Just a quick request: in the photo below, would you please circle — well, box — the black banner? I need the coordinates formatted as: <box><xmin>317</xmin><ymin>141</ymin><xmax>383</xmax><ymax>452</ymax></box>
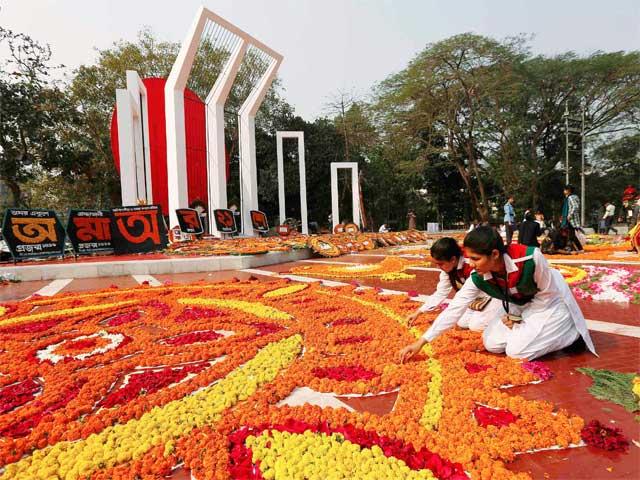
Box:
<box><xmin>109</xmin><ymin>205</ymin><xmax>168</xmax><ymax>254</ymax></box>
<box><xmin>1</xmin><ymin>209</ymin><xmax>66</xmax><ymax>260</ymax></box>
<box><xmin>176</xmin><ymin>208</ymin><xmax>204</xmax><ymax>234</ymax></box>
<box><xmin>66</xmin><ymin>210</ymin><xmax>113</xmax><ymax>255</ymax></box>
<box><xmin>213</xmin><ymin>209</ymin><xmax>237</xmax><ymax>234</ymax></box>
<box><xmin>250</xmin><ymin>210</ymin><xmax>269</xmax><ymax>233</ymax></box>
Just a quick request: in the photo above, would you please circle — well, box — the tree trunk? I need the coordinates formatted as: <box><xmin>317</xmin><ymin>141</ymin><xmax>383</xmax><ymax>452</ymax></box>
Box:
<box><xmin>465</xmin><ymin>139</ymin><xmax>489</xmax><ymax>222</ymax></box>
<box><xmin>5</xmin><ymin>178</ymin><xmax>23</xmax><ymax>207</ymax></box>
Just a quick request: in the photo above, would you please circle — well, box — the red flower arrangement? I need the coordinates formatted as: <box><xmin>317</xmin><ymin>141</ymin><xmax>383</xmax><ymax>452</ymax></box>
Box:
<box><xmin>142</xmin><ymin>300</ymin><xmax>171</xmax><ymax>316</ymax></box>
<box><xmin>98</xmin><ymin>363</ymin><xmax>209</xmax><ymax>409</ymax></box>
<box><xmin>175</xmin><ymin>306</ymin><xmax>226</xmax><ymax>323</ymax></box>
<box><xmin>60</xmin><ymin>337</ymin><xmax>99</xmax><ymax>352</ymax></box>
<box><xmin>0</xmin><ymin>379</ymin><xmax>41</xmax><ymax>414</ymax></box>
<box><xmin>473</xmin><ymin>404</ymin><xmax>519</xmax><ymax>428</ymax></box>
<box><xmin>1</xmin><ymin>380</ymin><xmax>86</xmax><ymax>438</ymax></box>
<box><xmin>249</xmin><ymin>322</ymin><xmax>284</xmax><ymax>336</ymax></box>
<box><xmin>580</xmin><ymin>420</ymin><xmax>629</xmax><ymax>452</ymax></box>
<box><xmin>465</xmin><ymin>363</ymin><xmax>493</xmax><ymax>374</ymax></box>
<box><xmin>0</xmin><ymin>318</ymin><xmax>58</xmax><ymax>334</ymax></box>
<box><xmin>106</xmin><ymin>311</ymin><xmax>141</xmax><ymax>327</ymax></box>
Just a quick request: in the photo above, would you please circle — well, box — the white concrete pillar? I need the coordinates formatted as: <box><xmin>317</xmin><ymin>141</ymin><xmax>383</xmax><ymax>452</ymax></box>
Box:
<box><xmin>205</xmin><ymin>40</ymin><xmax>248</xmax><ymax>235</ymax></box>
<box><xmin>116</xmin><ymin>89</ymin><xmax>137</xmax><ymax>205</ymax></box>
<box><xmin>276</xmin><ymin>131</ymin><xmax>308</xmax><ymax>235</ymax></box>
<box><xmin>238</xmin><ymin>57</ymin><xmax>282</xmax><ymax>236</ymax></box>
<box><xmin>165</xmin><ymin>7</ymin><xmax>208</xmax><ymax>227</ymax></box>
<box><xmin>330</xmin><ymin>162</ymin><xmax>360</xmax><ymax>230</ymax></box>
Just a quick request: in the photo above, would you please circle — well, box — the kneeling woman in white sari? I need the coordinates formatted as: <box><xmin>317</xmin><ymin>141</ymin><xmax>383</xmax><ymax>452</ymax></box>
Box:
<box><xmin>406</xmin><ymin>237</ymin><xmax>502</xmax><ymax>331</ymax></box>
<box><xmin>400</xmin><ymin>226</ymin><xmax>596</xmax><ymax>362</ymax></box>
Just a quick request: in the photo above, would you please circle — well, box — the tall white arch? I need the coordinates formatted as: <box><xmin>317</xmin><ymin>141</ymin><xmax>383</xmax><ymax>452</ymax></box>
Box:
<box><xmin>330</xmin><ymin>162</ymin><xmax>360</xmax><ymax>230</ymax></box>
<box><xmin>165</xmin><ymin>6</ymin><xmax>283</xmax><ymax>233</ymax></box>
<box><xmin>116</xmin><ymin>70</ymin><xmax>152</xmax><ymax>205</ymax></box>
<box><xmin>276</xmin><ymin>131</ymin><xmax>308</xmax><ymax>235</ymax></box>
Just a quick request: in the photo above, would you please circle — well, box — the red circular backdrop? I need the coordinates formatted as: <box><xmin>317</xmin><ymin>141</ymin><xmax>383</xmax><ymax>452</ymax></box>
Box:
<box><xmin>111</xmin><ymin>78</ymin><xmax>227</xmax><ymax>215</ymax></box>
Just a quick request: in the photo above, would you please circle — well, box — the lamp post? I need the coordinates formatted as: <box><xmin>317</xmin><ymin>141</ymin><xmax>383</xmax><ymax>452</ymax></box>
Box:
<box><xmin>580</xmin><ymin>105</ymin><xmax>586</xmax><ymax>227</ymax></box>
<box><xmin>564</xmin><ymin>101</ymin><xmax>570</xmax><ymax>185</ymax></box>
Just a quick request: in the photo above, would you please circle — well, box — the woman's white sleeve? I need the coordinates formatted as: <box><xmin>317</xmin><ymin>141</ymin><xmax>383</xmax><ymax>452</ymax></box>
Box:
<box><xmin>533</xmin><ymin>248</ymin><xmax>553</xmax><ymax>292</ymax></box>
<box><xmin>418</xmin><ymin>271</ymin><xmax>453</xmax><ymax>312</ymax></box>
<box><xmin>421</xmin><ymin>278</ymin><xmax>480</xmax><ymax>341</ymax></box>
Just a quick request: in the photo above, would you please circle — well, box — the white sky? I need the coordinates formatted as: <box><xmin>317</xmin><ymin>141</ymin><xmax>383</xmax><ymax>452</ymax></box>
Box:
<box><xmin>2</xmin><ymin>0</ymin><xmax>639</xmax><ymax>119</ymax></box>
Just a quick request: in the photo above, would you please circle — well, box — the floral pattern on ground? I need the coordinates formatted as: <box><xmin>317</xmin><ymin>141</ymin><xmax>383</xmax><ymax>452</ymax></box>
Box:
<box><xmin>0</xmin><ymin>279</ymin><xmax>588</xmax><ymax>479</ymax></box>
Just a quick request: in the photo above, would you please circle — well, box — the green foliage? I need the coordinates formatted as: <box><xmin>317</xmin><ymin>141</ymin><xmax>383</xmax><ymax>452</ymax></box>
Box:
<box><xmin>577</xmin><ymin>367</ymin><xmax>639</xmax><ymax>413</ymax></box>
<box><xmin>0</xmin><ymin>27</ymin><xmax>78</xmax><ymax>207</ymax></box>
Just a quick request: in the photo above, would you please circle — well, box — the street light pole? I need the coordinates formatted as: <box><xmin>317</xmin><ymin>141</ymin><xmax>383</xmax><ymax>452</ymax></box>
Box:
<box><xmin>564</xmin><ymin>101</ymin><xmax>570</xmax><ymax>185</ymax></box>
<box><xmin>580</xmin><ymin>105</ymin><xmax>586</xmax><ymax>227</ymax></box>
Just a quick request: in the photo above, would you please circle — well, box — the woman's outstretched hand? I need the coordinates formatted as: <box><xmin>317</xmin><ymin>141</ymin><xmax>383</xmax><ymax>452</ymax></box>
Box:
<box><xmin>406</xmin><ymin>310</ymin><xmax>421</xmax><ymax>326</ymax></box>
<box><xmin>398</xmin><ymin>338</ymin><xmax>427</xmax><ymax>363</ymax></box>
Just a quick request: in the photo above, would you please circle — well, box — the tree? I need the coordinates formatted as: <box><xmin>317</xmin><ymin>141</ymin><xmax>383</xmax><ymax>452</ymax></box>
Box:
<box><xmin>484</xmin><ymin>51</ymin><xmax>640</xmax><ymax>212</ymax></box>
<box><xmin>0</xmin><ymin>27</ymin><xmax>75</xmax><ymax>207</ymax></box>
<box><xmin>373</xmin><ymin>33</ymin><xmax>525</xmax><ymax>222</ymax></box>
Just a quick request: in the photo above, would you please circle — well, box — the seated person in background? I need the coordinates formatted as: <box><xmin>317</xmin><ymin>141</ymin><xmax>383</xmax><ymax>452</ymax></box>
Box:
<box><xmin>399</xmin><ymin>226</ymin><xmax>596</xmax><ymax>361</ymax></box>
<box><xmin>406</xmin><ymin>237</ymin><xmax>501</xmax><ymax>332</ymax></box>
<box><xmin>378</xmin><ymin>223</ymin><xmax>389</xmax><ymax>233</ymax></box>
<box><xmin>518</xmin><ymin>212</ymin><xmax>541</xmax><ymax>247</ymax></box>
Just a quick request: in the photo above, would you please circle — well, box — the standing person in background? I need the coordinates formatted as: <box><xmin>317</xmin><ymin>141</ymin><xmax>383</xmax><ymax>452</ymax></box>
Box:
<box><xmin>602</xmin><ymin>202</ymin><xmax>618</xmax><ymax>235</ymax></box>
<box><xmin>503</xmin><ymin>196</ymin><xmax>516</xmax><ymax>245</ymax></box>
<box><xmin>560</xmin><ymin>185</ymin><xmax>583</xmax><ymax>253</ymax></box>
<box><xmin>407</xmin><ymin>209</ymin><xmax>417</xmax><ymax>230</ymax></box>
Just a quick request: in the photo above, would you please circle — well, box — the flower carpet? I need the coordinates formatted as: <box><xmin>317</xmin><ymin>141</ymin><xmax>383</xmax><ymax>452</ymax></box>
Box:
<box><xmin>0</xmin><ymin>278</ymin><xmax>609</xmax><ymax>480</ymax></box>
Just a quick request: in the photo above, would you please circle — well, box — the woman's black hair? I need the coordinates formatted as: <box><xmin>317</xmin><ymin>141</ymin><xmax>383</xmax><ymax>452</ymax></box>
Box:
<box><xmin>430</xmin><ymin>237</ymin><xmax>462</xmax><ymax>261</ymax></box>
<box><xmin>463</xmin><ymin>225</ymin><xmax>506</xmax><ymax>255</ymax></box>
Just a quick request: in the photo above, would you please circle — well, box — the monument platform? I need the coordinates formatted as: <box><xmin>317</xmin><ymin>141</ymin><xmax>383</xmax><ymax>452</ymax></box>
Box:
<box><xmin>0</xmin><ymin>249</ymin><xmax>313</xmax><ymax>281</ymax></box>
